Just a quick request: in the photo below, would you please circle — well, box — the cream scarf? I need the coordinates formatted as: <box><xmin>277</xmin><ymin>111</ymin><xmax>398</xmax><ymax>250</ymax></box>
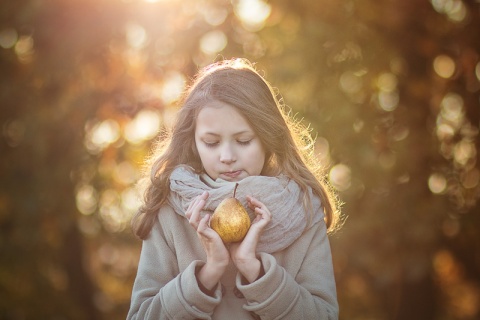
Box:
<box><xmin>168</xmin><ymin>166</ymin><xmax>324</xmax><ymax>253</ymax></box>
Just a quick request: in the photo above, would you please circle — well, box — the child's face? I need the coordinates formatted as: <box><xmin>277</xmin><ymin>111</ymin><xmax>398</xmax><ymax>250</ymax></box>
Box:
<box><xmin>195</xmin><ymin>101</ymin><xmax>266</xmax><ymax>182</ymax></box>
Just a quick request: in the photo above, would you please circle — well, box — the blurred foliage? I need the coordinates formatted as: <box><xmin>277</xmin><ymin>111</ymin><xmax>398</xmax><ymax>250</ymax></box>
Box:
<box><xmin>1</xmin><ymin>0</ymin><xmax>479</xmax><ymax>319</ymax></box>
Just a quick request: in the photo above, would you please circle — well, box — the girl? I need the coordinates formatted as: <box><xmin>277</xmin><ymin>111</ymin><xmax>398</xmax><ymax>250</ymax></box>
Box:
<box><xmin>127</xmin><ymin>58</ymin><xmax>340</xmax><ymax>319</ymax></box>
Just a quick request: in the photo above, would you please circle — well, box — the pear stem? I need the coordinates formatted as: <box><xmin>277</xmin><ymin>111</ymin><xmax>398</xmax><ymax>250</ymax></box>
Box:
<box><xmin>233</xmin><ymin>183</ymin><xmax>239</xmax><ymax>198</ymax></box>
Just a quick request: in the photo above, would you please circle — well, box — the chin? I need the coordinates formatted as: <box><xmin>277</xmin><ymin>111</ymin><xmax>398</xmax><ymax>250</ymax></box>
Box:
<box><xmin>219</xmin><ymin>173</ymin><xmax>248</xmax><ymax>182</ymax></box>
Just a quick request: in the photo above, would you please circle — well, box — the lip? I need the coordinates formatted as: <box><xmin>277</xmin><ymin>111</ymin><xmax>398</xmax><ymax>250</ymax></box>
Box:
<box><xmin>221</xmin><ymin>170</ymin><xmax>242</xmax><ymax>178</ymax></box>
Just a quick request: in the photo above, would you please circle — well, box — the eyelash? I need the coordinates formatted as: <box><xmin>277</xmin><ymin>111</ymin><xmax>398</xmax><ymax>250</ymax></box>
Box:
<box><xmin>204</xmin><ymin>142</ymin><xmax>218</xmax><ymax>148</ymax></box>
<box><xmin>238</xmin><ymin>140</ymin><xmax>251</xmax><ymax>146</ymax></box>
<box><xmin>203</xmin><ymin>140</ymin><xmax>252</xmax><ymax>148</ymax></box>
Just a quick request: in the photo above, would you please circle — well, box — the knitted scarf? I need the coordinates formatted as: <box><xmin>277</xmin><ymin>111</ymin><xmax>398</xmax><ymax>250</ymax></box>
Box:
<box><xmin>168</xmin><ymin>165</ymin><xmax>324</xmax><ymax>253</ymax></box>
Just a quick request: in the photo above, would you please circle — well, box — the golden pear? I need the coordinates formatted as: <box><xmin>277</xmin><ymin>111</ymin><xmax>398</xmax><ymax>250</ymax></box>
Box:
<box><xmin>210</xmin><ymin>183</ymin><xmax>251</xmax><ymax>243</ymax></box>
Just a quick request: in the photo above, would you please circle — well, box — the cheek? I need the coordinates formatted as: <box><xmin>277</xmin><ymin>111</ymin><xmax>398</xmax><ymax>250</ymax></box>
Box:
<box><xmin>245</xmin><ymin>144</ymin><xmax>266</xmax><ymax>173</ymax></box>
<box><xmin>196</xmin><ymin>145</ymin><xmax>217</xmax><ymax>167</ymax></box>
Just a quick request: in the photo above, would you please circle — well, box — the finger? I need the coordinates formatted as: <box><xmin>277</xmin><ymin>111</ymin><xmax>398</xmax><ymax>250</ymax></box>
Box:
<box><xmin>187</xmin><ymin>191</ymin><xmax>209</xmax><ymax>228</ymax></box>
<box><xmin>189</xmin><ymin>200</ymin><xmax>205</xmax><ymax>227</ymax></box>
<box><xmin>197</xmin><ymin>214</ymin><xmax>210</xmax><ymax>235</ymax></box>
<box><xmin>251</xmin><ymin>207</ymin><xmax>272</xmax><ymax>228</ymax></box>
<box><xmin>247</xmin><ymin>196</ymin><xmax>264</xmax><ymax>209</ymax></box>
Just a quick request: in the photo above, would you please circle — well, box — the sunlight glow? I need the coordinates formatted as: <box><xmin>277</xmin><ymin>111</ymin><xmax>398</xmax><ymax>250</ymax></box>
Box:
<box><xmin>113</xmin><ymin>161</ymin><xmax>138</xmax><ymax>185</ymax></box>
<box><xmin>99</xmin><ymin>189</ymin><xmax>131</xmax><ymax>233</ymax></box>
<box><xmin>242</xmin><ymin>33</ymin><xmax>266</xmax><ymax>58</ymax></box>
<box><xmin>124</xmin><ymin>109</ymin><xmax>161</xmax><ymax>144</ymax></box>
<box><xmin>200</xmin><ymin>30</ymin><xmax>228</xmax><ymax>55</ymax></box>
<box><xmin>200</xmin><ymin>6</ymin><xmax>228</xmax><ymax>26</ymax></box>
<box><xmin>315</xmin><ymin>137</ymin><xmax>331</xmax><ymax>167</ymax></box>
<box><xmin>100</xmin><ymin>189</ymin><xmax>119</xmax><ymax>208</ymax></box>
<box><xmin>100</xmin><ymin>204</ymin><xmax>128</xmax><ymax>233</ymax></box>
<box><xmin>234</xmin><ymin>0</ymin><xmax>271</xmax><ymax>31</ymax></box>
<box><xmin>85</xmin><ymin>119</ymin><xmax>121</xmax><ymax>153</ymax></box>
<box><xmin>121</xmin><ymin>188</ymin><xmax>142</xmax><ymax>214</ymax></box>
<box><xmin>161</xmin><ymin>71</ymin><xmax>186</xmax><ymax>104</ymax></box>
<box><xmin>126</xmin><ymin>22</ymin><xmax>148</xmax><ymax>49</ymax></box>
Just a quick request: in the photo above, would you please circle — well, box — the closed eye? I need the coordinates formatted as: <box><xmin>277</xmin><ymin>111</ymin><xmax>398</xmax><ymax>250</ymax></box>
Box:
<box><xmin>237</xmin><ymin>139</ymin><xmax>252</xmax><ymax>146</ymax></box>
<box><xmin>203</xmin><ymin>141</ymin><xmax>219</xmax><ymax>148</ymax></box>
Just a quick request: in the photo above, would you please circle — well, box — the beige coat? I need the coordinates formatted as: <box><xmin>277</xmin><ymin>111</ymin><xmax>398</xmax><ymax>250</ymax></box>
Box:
<box><xmin>127</xmin><ymin>205</ymin><xmax>338</xmax><ymax>319</ymax></box>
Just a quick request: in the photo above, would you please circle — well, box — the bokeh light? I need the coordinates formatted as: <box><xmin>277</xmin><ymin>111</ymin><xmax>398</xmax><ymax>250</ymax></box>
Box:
<box><xmin>85</xmin><ymin>119</ymin><xmax>121</xmax><ymax>153</ymax></box>
<box><xmin>329</xmin><ymin>164</ymin><xmax>352</xmax><ymax>191</ymax></box>
<box><xmin>124</xmin><ymin>109</ymin><xmax>161</xmax><ymax>145</ymax></box>
<box><xmin>434</xmin><ymin>55</ymin><xmax>456</xmax><ymax>79</ymax></box>
<box><xmin>340</xmin><ymin>70</ymin><xmax>363</xmax><ymax>95</ymax></box>
<box><xmin>440</xmin><ymin>92</ymin><xmax>464</xmax><ymax>129</ymax></box>
<box><xmin>454</xmin><ymin>139</ymin><xmax>476</xmax><ymax>166</ymax></box>
<box><xmin>161</xmin><ymin>71</ymin><xmax>186</xmax><ymax>105</ymax></box>
<box><xmin>234</xmin><ymin>0</ymin><xmax>271</xmax><ymax>31</ymax></box>
<box><xmin>200</xmin><ymin>5</ymin><xmax>228</xmax><ymax>26</ymax></box>
<box><xmin>2</xmin><ymin>119</ymin><xmax>25</xmax><ymax>147</ymax></box>
<box><xmin>76</xmin><ymin>184</ymin><xmax>98</xmax><ymax>215</ymax></box>
<box><xmin>126</xmin><ymin>22</ymin><xmax>148</xmax><ymax>49</ymax></box>
<box><xmin>378</xmin><ymin>91</ymin><xmax>399</xmax><ymax>112</ymax></box>
<box><xmin>377</xmin><ymin>72</ymin><xmax>398</xmax><ymax>92</ymax></box>
<box><xmin>14</xmin><ymin>35</ymin><xmax>34</xmax><ymax>63</ymax></box>
<box><xmin>376</xmin><ymin>72</ymin><xmax>399</xmax><ymax>111</ymax></box>
<box><xmin>0</xmin><ymin>28</ymin><xmax>18</xmax><ymax>49</ymax></box>
<box><xmin>428</xmin><ymin>173</ymin><xmax>447</xmax><ymax>194</ymax></box>
<box><xmin>200</xmin><ymin>30</ymin><xmax>228</xmax><ymax>55</ymax></box>
<box><xmin>431</xmin><ymin>0</ymin><xmax>468</xmax><ymax>22</ymax></box>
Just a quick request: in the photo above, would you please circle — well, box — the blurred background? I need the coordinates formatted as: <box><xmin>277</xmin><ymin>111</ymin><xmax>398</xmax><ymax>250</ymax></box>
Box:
<box><xmin>1</xmin><ymin>0</ymin><xmax>479</xmax><ymax>319</ymax></box>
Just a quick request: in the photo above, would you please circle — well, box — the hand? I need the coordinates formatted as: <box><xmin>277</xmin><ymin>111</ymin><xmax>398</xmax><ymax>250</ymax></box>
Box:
<box><xmin>230</xmin><ymin>195</ymin><xmax>272</xmax><ymax>283</ymax></box>
<box><xmin>185</xmin><ymin>191</ymin><xmax>229</xmax><ymax>290</ymax></box>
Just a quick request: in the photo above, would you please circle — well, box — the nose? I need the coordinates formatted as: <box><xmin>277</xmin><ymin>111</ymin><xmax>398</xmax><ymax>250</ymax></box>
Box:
<box><xmin>220</xmin><ymin>143</ymin><xmax>236</xmax><ymax>164</ymax></box>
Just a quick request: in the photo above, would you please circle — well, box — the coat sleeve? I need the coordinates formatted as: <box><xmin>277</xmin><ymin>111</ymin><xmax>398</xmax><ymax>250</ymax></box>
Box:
<box><xmin>235</xmin><ymin>221</ymin><xmax>339</xmax><ymax>320</ymax></box>
<box><xmin>127</xmin><ymin>217</ymin><xmax>222</xmax><ymax>320</ymax></box>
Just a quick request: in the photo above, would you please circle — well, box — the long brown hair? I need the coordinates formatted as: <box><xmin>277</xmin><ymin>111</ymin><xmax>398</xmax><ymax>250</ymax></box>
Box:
<box><xmin>132</xmin><ymin>58</ymin><xmax>341</xmax><ymax>239</ymax></box>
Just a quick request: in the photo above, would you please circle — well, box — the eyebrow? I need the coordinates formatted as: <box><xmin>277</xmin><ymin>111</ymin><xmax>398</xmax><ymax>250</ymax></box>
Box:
<box><xmin>201</xmin><ymin>130</ymin><xmax>253</xmax><ymax>136</ymax></box>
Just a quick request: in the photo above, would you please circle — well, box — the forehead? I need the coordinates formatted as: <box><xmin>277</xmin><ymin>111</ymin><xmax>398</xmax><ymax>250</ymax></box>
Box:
<box><xmin>195</xmin><ymin>101</ymin><xmax>253</xmax><ymax>135</ymax></box>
